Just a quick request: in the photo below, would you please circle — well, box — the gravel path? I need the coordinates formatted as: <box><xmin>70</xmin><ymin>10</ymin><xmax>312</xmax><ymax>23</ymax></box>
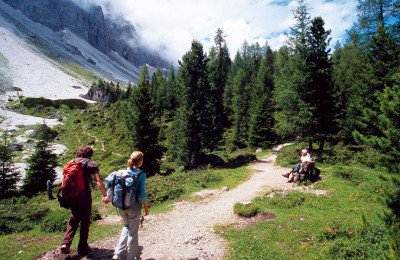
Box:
<box><xmin>39</xmin><ymin>143</ymin><xmax>300</xmax><ymax>260</ymax></box>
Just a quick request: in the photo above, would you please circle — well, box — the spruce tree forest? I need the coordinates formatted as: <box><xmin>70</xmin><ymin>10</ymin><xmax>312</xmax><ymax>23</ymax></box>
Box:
<box><xmin>117</xmin><ymin>0</ymin><xmax>399</xmax><ymax>173</ymax></box>
<box><xmin>0</xmin><ymin>0</ymin><xmax>399</xmax><ymax>258</ymax></box>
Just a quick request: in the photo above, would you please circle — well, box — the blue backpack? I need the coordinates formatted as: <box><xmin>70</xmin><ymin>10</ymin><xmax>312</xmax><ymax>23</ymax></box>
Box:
<box><xmin>108</xmin><ymin>168</ymin><xmax>143</xmax><ymax>210</ymax></box>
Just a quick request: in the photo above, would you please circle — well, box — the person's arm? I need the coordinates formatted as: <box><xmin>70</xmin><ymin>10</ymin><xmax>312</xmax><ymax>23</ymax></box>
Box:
<box><xmin>138</xmin><ymin>173</ymin><xmax>149</xmax><ymax>215</ymax></box>
<box><xmin>94</xmin><ymin>173</ymin><xmax>107</xmax><ymax>197</ymax></box>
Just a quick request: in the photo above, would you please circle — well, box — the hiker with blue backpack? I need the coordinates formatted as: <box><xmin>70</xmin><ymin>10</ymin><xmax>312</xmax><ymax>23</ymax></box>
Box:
<box><xmin>103</xmin><ymin>150</ymin><xmax>149</xmax><ymax>260</ymax></box>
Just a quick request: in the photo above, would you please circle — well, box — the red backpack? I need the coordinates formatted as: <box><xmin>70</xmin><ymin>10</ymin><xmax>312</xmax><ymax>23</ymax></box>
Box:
<box><xmin>57</xmin><ymin>159</ymin><xmax>89</xmax><ymax>209</ymax></box>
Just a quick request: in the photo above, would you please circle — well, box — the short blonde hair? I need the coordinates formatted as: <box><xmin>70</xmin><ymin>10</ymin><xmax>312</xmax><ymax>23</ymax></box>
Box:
<box><xmin>127</xmin><ymin>151</ymin><xmax>144</xmax><ymax>170</ymax></box>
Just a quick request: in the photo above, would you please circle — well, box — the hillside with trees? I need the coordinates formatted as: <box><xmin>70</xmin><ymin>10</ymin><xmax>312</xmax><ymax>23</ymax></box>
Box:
<box><xmin>0</xmin><ymin>0</ymin><xmax>399</xmax><ymax>258</ymax></box>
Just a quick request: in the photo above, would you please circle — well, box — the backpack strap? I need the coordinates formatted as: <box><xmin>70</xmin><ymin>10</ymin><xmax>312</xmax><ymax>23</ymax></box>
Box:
<box><xmin>81</xmin><ymin>159</ymin><xmax>90</xmax><ymax>191</ymax></box>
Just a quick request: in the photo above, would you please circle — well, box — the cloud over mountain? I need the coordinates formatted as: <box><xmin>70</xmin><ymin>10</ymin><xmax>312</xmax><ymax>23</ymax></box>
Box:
<box><xmin>72</xmin><ymin>0</ymin><xmax>358</xmax><ymax>62</ymax></box>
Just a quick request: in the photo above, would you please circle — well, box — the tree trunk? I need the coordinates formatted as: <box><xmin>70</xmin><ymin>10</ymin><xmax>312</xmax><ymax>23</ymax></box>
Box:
<box><xmin>318</xmin><ymin>138</ymin><xmax>326</xmax><ymax>157</ymax></box>
<box><xmin>308</xmin><ymin>140</ymin><xmax>313</xmax><ymax>151</ymax></box>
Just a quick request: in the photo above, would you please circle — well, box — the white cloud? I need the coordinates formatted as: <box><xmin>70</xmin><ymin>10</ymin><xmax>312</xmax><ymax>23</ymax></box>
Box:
<box><xmin>72</xmin><ymin>0</ymin><xmax>358</xmax><ymax>63</ymax></box>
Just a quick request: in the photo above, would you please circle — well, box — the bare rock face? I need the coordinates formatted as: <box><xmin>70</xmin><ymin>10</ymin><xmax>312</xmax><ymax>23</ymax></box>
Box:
<box><xmin>81</xmin><ymin>85</ymin><xmax>109</xmax><ymax>103</ymax></box>
<box><xmin>2</xmin><ymin>0</ymin><xmax>167</xmax><ymax>68</ymax></box>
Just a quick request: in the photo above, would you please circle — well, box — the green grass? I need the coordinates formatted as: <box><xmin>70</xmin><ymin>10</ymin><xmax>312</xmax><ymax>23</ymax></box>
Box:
<box><xmin>61</xmin><ymin>62</ymin><xmax>99</xmax><ymax>83</ymax></box>
<box><xmin>0</xmin><ymin>223</ymin><xmax>121</xmax><ymax>259</ymax></box>
<box><xmin>0</xmin><ymin>99</ymin><xmax>260</xmax><ymax>258</ymax></box>
<box><xmin>220</xmin><ymin>143</ymin><xmax>394</xmax><ymax>259</ymax></box>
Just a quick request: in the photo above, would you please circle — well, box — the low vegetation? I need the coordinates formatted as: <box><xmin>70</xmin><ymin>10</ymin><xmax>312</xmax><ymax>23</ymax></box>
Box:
<box><xmin>222</xmin><ymin>143</ymin><xmax>399</xmax><ymax>259</ymax></box>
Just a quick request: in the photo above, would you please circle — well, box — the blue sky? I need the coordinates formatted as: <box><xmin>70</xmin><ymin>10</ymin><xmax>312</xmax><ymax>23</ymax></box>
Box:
<box><xmin>73</xmin><ymin>0</ymin><xmax>359</xmax><ymax>62</ymax></box>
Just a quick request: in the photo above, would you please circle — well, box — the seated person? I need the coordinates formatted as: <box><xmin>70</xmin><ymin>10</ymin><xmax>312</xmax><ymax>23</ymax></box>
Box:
<box><xmin>282</xmin><ymin>149</ymin><xmax>311</xmax><ymax>182</ymax></box>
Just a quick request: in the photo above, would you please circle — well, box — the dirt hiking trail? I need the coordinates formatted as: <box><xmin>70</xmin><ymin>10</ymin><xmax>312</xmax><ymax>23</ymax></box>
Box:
<box><xmin>40</xmin><ymin>143</ymin><xmax>309</xmax><ymax>260</ymax></box>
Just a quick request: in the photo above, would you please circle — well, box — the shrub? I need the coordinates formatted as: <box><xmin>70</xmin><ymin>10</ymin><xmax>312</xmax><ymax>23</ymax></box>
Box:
<box><xmin>199</xmin><ymin>172</ymin><xmax>223</xmax><ymax>184</ymax></box>
<box><xmin>146</xmin><ymin>175</ymin><xmax>185</xmax><ymax>205</ymax></box>
<box><xmin>320</xmin><ymin>222</ymin><xmax>388</xmax><ymax>259</ymax></box>
<box><xmin>0</xmin><ymin>203</ymin><xmax>49</xmax><ymax>235</ymax></box>
<box><xmin>39</xmin><ymin>209</ymin><xmax>70</xmax><ymax>233</ymax></box>
<box><xmin>91</xmin><ymin>206</ymin><xmax>102</xmax><ymax>222</ymax></box>
<box><xmin>21</xmin><ymin>97</ymin><xmax>88</xmax><ymax>110</ymax></box>
<box><xmin>267</xmin><ymin>191</ymin><xmax>307</xmax><ymax>209</ymax></box>
<box><xmin>333</xmin><ymin>166</ymin><xmax>365</xmax><ymax>184</ymax></box>
<box><xmin>226</xmin><ymin>150</ymin><xmax>256</xmax><ymax>168</ymax></box>
<box><xmin>21</xmin><ymin>97</ymin><xmax>54</xmax><ymax>108</ymax></box>
<box><xmin>31</xmin><ymin>124</ymin><xmax>58</xmax><ymax>141</ymax></box>
<box><xmin>234</xmin><ymin>202</ymin><xmax>260</xmax><ymax>218</ymax></box>
<box><xmin>57</xmin><ymin>99</ymin><xmax>88</xmax><ymax>109</ymax></box>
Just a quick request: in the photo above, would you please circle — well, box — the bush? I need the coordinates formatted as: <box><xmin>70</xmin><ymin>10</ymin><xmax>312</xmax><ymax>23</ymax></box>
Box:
<box><xmin>31</xmin><ymin>124</ymin><xmax>58</xmax><ymax>141</ymax></box>
<box><xmin>146</xmin><ymin>175</ymin><xmax>185</xmax><ymax>205</ymax></box>
<box><xmin>0</xmin><ymin>203</ymin><xmax>49</xmax><ymax>235</ymax></box>
<box><xmin>267</xmin><ymin>191</ymin><xmax>307</xmax><ymax>209</ymax></box>
<box><xmin>226</xmin><ymin>150</ymin><xmax>256</xmax><ymax>168</ymax></box>
<box><xmin>333</xmin><ymin>166</ymin><xmax>365</xmax><ymax>184</ymax></box>
<box><xmin>39</xmin><ymin>209</ymin><xmax>70</xmax><ymax>233</ymax></box>
<box><xmin>21</xmin><ymin>97</ymin><xmax>54</xmax><ymax>108</ymax></box>
<box><xmin>57</xmin><ymin>99</ymin><xmax>88</xmax><ymax>109</ymax></box>
<box><xmin>21</xmin><ymin>97</ymin><xmax>88</xmax><ymax>110</ymax></box>
<box><xmin>319</xmin><ymin>222</ymin><xmax>388</xmax><ymax>259</ymax></box>
<box><xmin>91</xmin><ymin>206</ymin><xmax>102</xmax><ymax>222</ymax></box>
<box><xmin>234</xmin><ymin>202</ymin><xmax>260</xmax><ymax>218</ymax></box>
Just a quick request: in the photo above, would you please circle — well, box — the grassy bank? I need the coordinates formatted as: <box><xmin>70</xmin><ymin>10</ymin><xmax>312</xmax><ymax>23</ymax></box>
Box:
<box><xmin>1</xmin><ymin>99</ymin><xmax>257</xmax><ymax>258</ymax></box>
<box><xmin>220</xmin><ymin>143</ymin><xmax>396</xmax><ymax>259</ymax></box>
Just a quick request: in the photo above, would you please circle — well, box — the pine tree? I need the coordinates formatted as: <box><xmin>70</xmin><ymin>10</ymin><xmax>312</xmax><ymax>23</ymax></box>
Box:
<box><xmin>331</xmin><ymin>36</ymin><xmax>372</xmax><ymax>143</ymax></box>
<box><xmin>208</xmin><ymin>28</ymin><xmax>231</xmax><ymax>148</ymax></box>
<box><xmin>223</xmin><ymin>51</ymin><xmax>243</xmax><ymax>125</ymax></box>
<box><xmin>165</xmin><ymin>66</ymin><xmax>177</xmax><ymax>112</ymax></box>
<box><xmin>353</xmin><ymin>74</ymin><xmax>400</xmax><ymax>173</ymax></box>
<box><xmin>22</xmin><ymin>133</ymin><xmax>58</xmax><ymax>197</ymax></box>
<box><xmin>357</xmin><ymin>0</ymin><xmax>399</xmax><ymax>36</ymax></box>
<box><xmin>125</xmin><ymin>66</ymin><xmax>162</xmax><ymax>174</ymax></box>
<box><xmin>366</xmin><ymin>25</ymin><xmax>400</xmax><ymax>92</ymax></box>
<box><xmin>232</xmin><ymin>69</ymin><xmax>250</xmax><ymax>147</ymax></box>
<box><xmin>170</xmin><ymin>40</ymin><xmax>212</xmax><ymax>168</ymax></box>
<box><xmin>0</xmin><ymin>132</ymin><xmax>20</xmax><ymax>198</ymax></box>
<box><xmin>248</xmin><ymin>45</ymin><xmax>276</xmax><ymax>148</ymax></box>
<box><xmin>273</xmin><ymin>0</ymin><xmax>315</xmax><ymax>148</ymax></box>
<box><xmin>306</xmin><ymin>16</ymin><xmax>334</xmax><ymax>154</ymax></box>
<box><xmin>273</xmin><ymin>46</ymin><xmax>302</xmax><ymax>139</ymax></box>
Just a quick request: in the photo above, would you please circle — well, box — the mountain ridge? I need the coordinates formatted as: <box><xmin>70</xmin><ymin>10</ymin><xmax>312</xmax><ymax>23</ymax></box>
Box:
<box><xmin>2</xmin><ymin>0</ymin><xmax>168</xmax><ymax>69</ymax></box>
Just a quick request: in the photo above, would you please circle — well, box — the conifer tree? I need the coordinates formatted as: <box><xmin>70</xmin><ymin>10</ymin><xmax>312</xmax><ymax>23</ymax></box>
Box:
<box><xmin>22</xmin><ymin>132</ymin><xmax>58</xmax><ymax>197</ymax></box>
<box><xmin>170</xmin><ymin>40</ymin><xmax>212</xmax><ymax>168</ymax></box>
<box><xmin>223</xmin><ymin>51</ymin><xmax>243</xmax><ymax>125</ymax></box>
<box><xmin>366</xmin><ymin>25</ymin><xmax>400</xmax><ymax>92</ymax></box>
<box><xmin>354</xmin><ymin>74</ymin><xmax>400</xmax><ymax>174</ymax></box>
<box><xmin>165</xmin><ymin>66</ymin><xmax>177</xmax><ymax>116</ymax></box>
<box><xmin>248</xmin><ymin>45</ymin><xmax>276</xmax><ymax>148</ymax></box>
<box><xmin>0</xmin><ymin>132</ymin><xmax>20</xmax><ymax>198</ymax></box>
<box><xmin>125</xmin><ymin>66</ymin><xmax>162</xmax><ymax>174</ymax></box>
<box><xmin>306</xmin><ymin>16</ymin><xmax>334</xmax><ymax>154</ymax></box>
<box><xmin>273</xmin><ymin>46</ymin><xmax>302</xmax><ymax>139</ymax></box>
<box><xmin>208</xmin><ymin>28</ymin><xmax>231</xmax><ymax>148</ymax></box>
<box><xmin>232</xmin><ymin>69</ymin><xmax>250</xmax><ymax>147</ymax></box>
<box><xmin>331</xmin><ymin>36</ymin><xmax>371</xmax><ymax>143</ymax></box>
<box><xmin>357</xmin><ymin>0</ymin><xmax>399</xmax><ymax>36</ymax></box>
<box><xmin>272</xmin><ymin>0</ymin><xmax>316</xmax><ymax>148</ymax></box>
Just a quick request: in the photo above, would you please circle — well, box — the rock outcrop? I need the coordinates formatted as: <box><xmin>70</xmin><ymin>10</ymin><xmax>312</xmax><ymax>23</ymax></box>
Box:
<box><xmin>2</xmin><ymin>0</ymin><xmax>167</xmax><ymax>68</ymax></box>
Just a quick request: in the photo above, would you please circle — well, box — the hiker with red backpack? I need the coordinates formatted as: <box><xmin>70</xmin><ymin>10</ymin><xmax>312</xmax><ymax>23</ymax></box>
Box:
<box><xmin>103</xmin><ymin>151</ymin><xmax>149</xmax><ymax>260</ymax></box>
<box><xmin>58</xmin><ymin>145</ymin><xmax>107</xmax><ymax>256</ymax></box>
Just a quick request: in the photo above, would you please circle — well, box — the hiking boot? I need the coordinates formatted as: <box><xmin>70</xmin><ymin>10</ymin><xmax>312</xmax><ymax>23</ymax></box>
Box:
<box><xmin>78</xmin><ymin>246</ymin><xmax>91</xmax><ymax>257</ymax></box>
<box><xmin>60</xmin><ymin>244</ymin><xmax>70</xmax><ymax>254</ymax></box>
<box><xmin>282</xmin><ymin>172</ymin><xmax>290</xmax><ymax>178</ymax></box>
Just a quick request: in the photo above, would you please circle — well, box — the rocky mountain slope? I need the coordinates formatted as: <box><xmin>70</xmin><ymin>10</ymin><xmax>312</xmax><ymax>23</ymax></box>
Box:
<box><xmin>0</xmin><ymin>0</ymin><xmax>168</xmax><ymax>98</ymax></box>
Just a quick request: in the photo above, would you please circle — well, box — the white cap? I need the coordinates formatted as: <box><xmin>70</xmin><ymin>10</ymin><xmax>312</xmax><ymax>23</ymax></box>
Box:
<box><xmin>301</xmin><ymin>149</ymin><xmax>308</xmax><ymax>153</ymax></box>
